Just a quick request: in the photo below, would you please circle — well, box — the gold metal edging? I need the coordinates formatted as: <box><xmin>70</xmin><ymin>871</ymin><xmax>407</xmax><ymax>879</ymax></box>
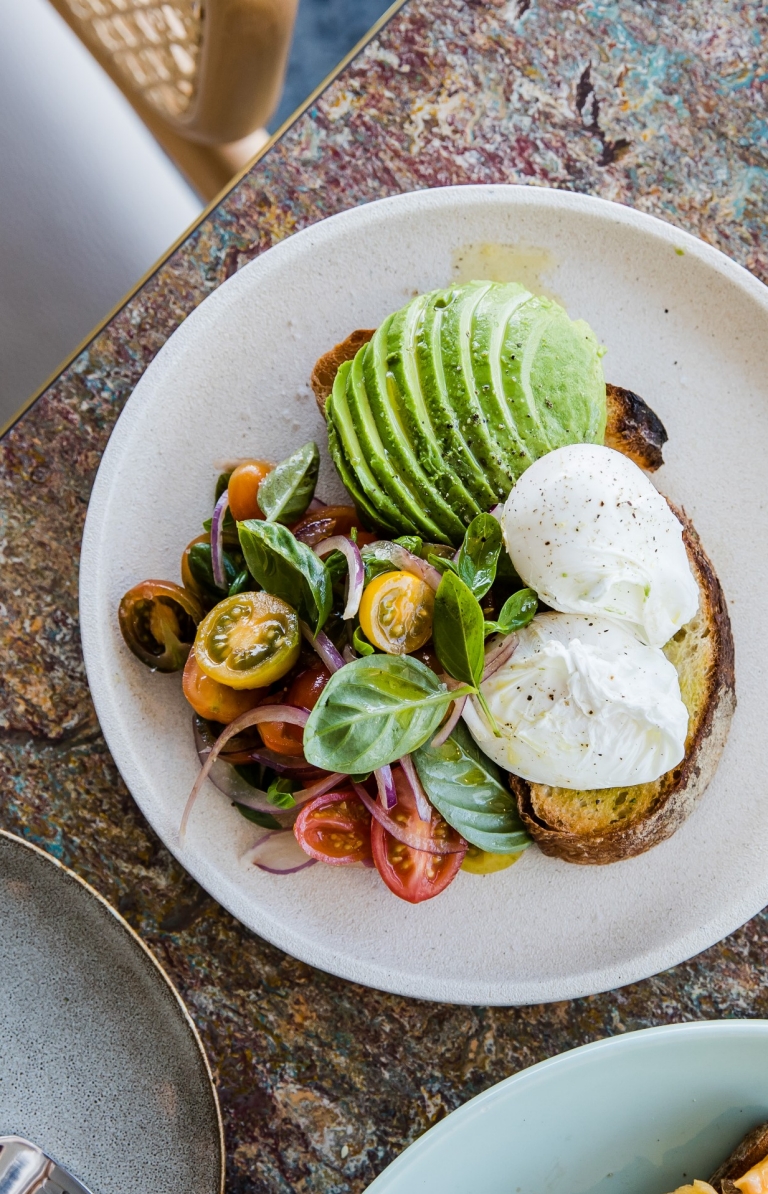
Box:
<box><xmin>0</xmin><ymin>827</ymin><xmax>227</xmax><ymax>1194</ymax></box>
<box><xmin>0</xmin><ymin>0</ymin><xmax>412</xmax><ymax>441</ymax></box>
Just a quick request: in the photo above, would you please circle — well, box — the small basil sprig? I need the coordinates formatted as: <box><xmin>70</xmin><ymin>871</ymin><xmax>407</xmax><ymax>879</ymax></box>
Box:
<box><xmin>456</xmin><ymin>513</ymin><xmax>502</xmax><ymax>599</ymax></box>
<box><xmin>483</xmin><ymin>588</ymin><xmax>538</xmax><ymax>638</ymax></box>
<box><xmin>352</xmin><ymin>625</ymin><xmax>375</xmax><ymax>656</ymax></box>
<box><xmin>266</xmin><ymin>776</ymin><xmax>297</xmax><ymax>810</ymax></box>
<box><xmin>303</xmin><ymin>655</ymin><xmax>473</xmax><ymax>773</ymax></box>
<box><xmin>257</xmin><ymin>441</ymin><xmax>320</xmax><ymax>524</ymax></box>
<box><xmin>414</xmin><ymin>722</ymin><xmax>531</xmax><ymax>854</ymax></box>
<box><xmin>432</xmin><ymin>571</ymin><xmax>500</xmax><ymax>736</ymax></box>
<box><xmin>238</xmin><ymin>519</ymin><xmax>331</xmax><ymax>634</ymax></box>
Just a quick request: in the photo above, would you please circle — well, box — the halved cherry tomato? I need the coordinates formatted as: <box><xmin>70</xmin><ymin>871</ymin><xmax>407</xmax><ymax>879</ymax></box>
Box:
<box><xmin>182</xmin><ymin>649</ymin><xmax>265</xmax><ymax>723</ymax></box>
<box><xmin>258</xmin><ymin>663</ymin><xmax>331</xmax><ymax>755</ymax></box>
<box><xmin>371</xmin><ymin>769</ymin><xmax>465</xmax><ymax>903</ymax></box>
<box><xmin>294</xmin><ymin>790</ymin><xmax>372</xmax><ymax>865</ymax></box>
<box><xmin>119</xmin><ymin>580</ymin><xmax>204</xmax><ymax>672</ymax></box>
<box><xmin>181</xmin><ymin>533</ymin><xmax>211</xmax><ymax>602</ymax></box>
<box><xmin>227</xmin><ymin>459</ymin><xmax>274</xmax><ymax>521</ymax></box>
<box><xmin>291</xmin><ymin>505</ymin><xmax>378</xmax><ymax>547</ymax></box>
<box><xmin>461</xmin><ymin>846</ymin><xmax>522</xmax><ymax>875</ymax></box>
<box><xmin>359</xmin><ymin>570</ymin><xmax>435</xmax><ymax>654</ymax></box>
<box><xmin>194</xmin><ymin>591</ymin><xmax>300</xmax><ymax>689</ymax></box>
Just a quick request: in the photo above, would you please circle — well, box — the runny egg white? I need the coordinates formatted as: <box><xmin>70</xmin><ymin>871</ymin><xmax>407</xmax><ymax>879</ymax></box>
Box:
<box><xmin>502</xmin><ymin>443</ymin><xmax>699</xmax><ymax>648</ymax></box>
<box><xmin>463</xmin><ymin>613</ymin><xmax>689</xmax><ymax>790</ymax></box>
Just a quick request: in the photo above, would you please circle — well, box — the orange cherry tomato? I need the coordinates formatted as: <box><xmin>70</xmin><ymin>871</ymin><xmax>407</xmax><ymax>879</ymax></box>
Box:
<box><xmin>258</xmin><ymin>663</ymin><xmax>331</xmax><ymax>755</ymax></box>
<box><xmin>291</xmin><ymin>505</ymin><xmax>378</xmax><ymax>547</ymax></box>
<box><xmin>294</xmin><ymin>790</ymin><xmax>373</xmax><ymax>865</ymax></box>
<box><xmin>371</xmin><ymin>769</ymin><xmax>465</xmax><ymax>903</ymax></box>
<box><xmin>359</xmin><ymin>570</ymin><xmax>435</xmax><ymax>654</ymax></box>
<box><xmin>227</xmin><ymin>460</ymin><xmax>274</xmax><ymax>522</ymax></box>
<box><xmin>182</xmin><ymin>649</ymin><xmax>265</xmax><ymax>724</ymax></box>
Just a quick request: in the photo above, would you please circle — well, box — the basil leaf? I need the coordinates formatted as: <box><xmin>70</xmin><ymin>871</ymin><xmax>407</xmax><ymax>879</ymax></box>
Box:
<box><xmin>188</xmin><ymin>542</ymin><xmax>244</xmax><ymax>597</ymax></box>
<box><xmin>394</xmin><ymin>535</ymin><xmax>423</xmax><ymax>555</ymax></box>
<box><xmin>428</xmin><ymin>553</ymin><xmax>459</xmax><ymax>576</ymax></box>
<box><xmin>303</xmin><ymin>655</ymin><xmax>474</xmax><ymax>773</ymax></box>
<box><xmin>457</xmin><ymin>513</ymin><xmax>502</xmax><ymax>599</ymax></box>
<box><xmin>237</xmin><ymin>519</ymin><xmax>331</xmax><ymax>633</ymax></box>
<box><xmin>324</xmin><ymin>550</ymin><xmax>349</xmax><ymax>587</ymax></box>
<box><xmin>361</xmin><ymin>542</ymin><xmax>398</xmax><ymax>585</ymax></box>
<box><xmin>483</xmin><ymin>588</ymin><xmax>538</xmax><ymax>638</ymax></box>
<box><xmin>257</xmin><ymin>441</ymin><xmax>320</xmax><ymax>524</ymax></box>
<box><xmin>433</xmin><ymin>571</ymin><xmax>484</xmax><ymax>688</ymax></box>
<box><xmin>215</xmin><ymin>472</ymin><xmax>232</xmax><ymax>502</ymax></box>
<box><xmin>234</xmin><ymin>805</ymin><xmax>283</xmax><ymax>830</ymax></box>
<box><xmin>228</xmin><ymin>569</ymin><xmax>251</xmax><ymax>596</ymax></box>
<box><xmin>353</xmin><ymin>625</ymin><xmax>375</xmax><ymax>656</ymax></box>
<box><xmin>266</xmin><ymin>776</ymin><xmax>297</xmax><ymax>810</ymax></box>
<box><xmin>413</xmin><ymin>722</ymin><xmax>531</xmax><ymax>854</ymax></box>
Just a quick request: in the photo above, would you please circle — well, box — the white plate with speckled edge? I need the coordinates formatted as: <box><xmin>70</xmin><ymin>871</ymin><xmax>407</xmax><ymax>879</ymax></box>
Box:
<box><xmin>366</xmin><ymin>1020</ymin><xmax>768</xmax><ymax>1193</ymax></box>
<box><xmin>0</xmin><ymin>830</ymin><xmax>224</xmax><ymax>1194</ymax></box>
<box><xmin>80</xmin><ymin>185</ymin><xmax>768</xmax><ymax>1005</ymax></box>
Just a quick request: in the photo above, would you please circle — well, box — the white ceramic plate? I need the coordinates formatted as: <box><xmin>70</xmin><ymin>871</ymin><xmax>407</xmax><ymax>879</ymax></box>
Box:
<box><xmin>81</xmin><ymin>185</ymin><xmax>768</xmax><ymax>1005</ymax></box>
<box><xmin>365</xmin><ymin>1020</ymin><xmax>768</xmax><ymax>1194</ymax></box>
<box><xmin>0</xmin><ymin>831</ymin><xmax>224</xmax><ymax>1194</ymax></box>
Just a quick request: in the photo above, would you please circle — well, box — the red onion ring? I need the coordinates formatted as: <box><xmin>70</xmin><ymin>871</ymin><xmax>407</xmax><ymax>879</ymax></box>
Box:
<box><xmin>365</xmin><ymin>541</ymin><xmax>442</xmax><ymax>591</ymax></box>
<box><xmin>300</xmin><ymin>621</ymin><xmax>345</xmax><ymax>673</ymax></box>
<box><xmin>295</xmin><ymin>771</ymin><xmax>348</xmax><ymax>802</ymax></box>
<box><xmin>342</xmin><ymin>644</ymin><xmax>357</xmax><ymax>665</ymax></box>
<box><xmin>210</xmin><ymin>489</ymin><xmax>230</xmax><ymax>589</ymax></box>
<box><xmin>374</xmin><ymin>764</ymin><xmax>397</xmax><ymax>810</ymax></box>
<box><xmin>482</xmin><ymin>632</ymin><xmax>519</xmax><ymax>681</ymax></box>
<box><xmin>314</xmin><ymin>535</ymin><xmax>365</xmax><ymax>620</ymax></box>
<box><xmin>180</xmin><ymin>704</ymin><xmax>310</xmax><ymax>841</ymax></box>
<box><xmin>243</xmin><ymin>829</ymin><xmax>317</xmax><ymax>875</ymax></box>
<box><xmin>352</xmin><ymin>783</ymin><xmax>465</xmax><ymax>855</ymax></box>
<box><xmin>400</xmin><ymin>754</ymin><xmax>432</xmax><ymax>822</ymax></box>
<box><xmin>431</xmin><ymin>695</ymin><xmax>467</xmax><ymax>748</ymax></box>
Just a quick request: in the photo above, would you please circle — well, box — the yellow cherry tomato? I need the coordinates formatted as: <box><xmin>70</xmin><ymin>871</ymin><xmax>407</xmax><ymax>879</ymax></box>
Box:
<box><xmin>358</xmin><ymin>570</ymin><xmax>435</xmax><ymax>654</ymax></box>
<box><xmin>182</xmin><ymin>649</ymin><xmax>266</xmax><ymax>723</ymax></box>
<box><xmin>193</xmin><ymin>591</ymin><xmax>300</xmax><ymax>689</ymax></box>
<box><xmin>461</xmin><ymin>847</ymin><xmax>523</xmax><ymax>875</ymax></box>
<box><xmin>227</xmin><ymin>460</ymin><xmax>273</xmax><ymax>521</ymax></box>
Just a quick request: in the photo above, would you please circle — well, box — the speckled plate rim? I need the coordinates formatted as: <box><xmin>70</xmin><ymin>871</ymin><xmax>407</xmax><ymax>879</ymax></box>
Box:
<box><xmin>364</xmin><ymin>1019</ymin><xmax>768</xmax><ymax>1192</ymax></box>
<box><xmin>80</xmin><ymin>184</ymin><xmax>768</xmax><ymax>1004</ymax></box>
<box><xmin>0</xmin><ymin>829</ymin><xmax>226</xmax><ymax>1193</ymax></box>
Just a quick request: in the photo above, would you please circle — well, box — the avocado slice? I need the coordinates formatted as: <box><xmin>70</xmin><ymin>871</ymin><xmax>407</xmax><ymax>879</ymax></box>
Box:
<box><xmin>344</xmin><ymin>337</ymin><xmax>451</xmax><ymax>542</ymax></box>
<box><xmin>327</xmin><ymin>362</ymin><xmax>418</xmax><ymax>534</ymax></box>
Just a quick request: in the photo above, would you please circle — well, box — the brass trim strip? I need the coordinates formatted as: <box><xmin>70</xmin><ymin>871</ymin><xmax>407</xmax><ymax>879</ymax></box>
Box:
<box><xmin>0</xmin><ymin>0</ymin><xmax>411</xmax><ymax>441</ymax></box>
<box><xmin>0</xmin><ymin>828</ymin><xmax>227</xmax><ymax>1194</ymax></box>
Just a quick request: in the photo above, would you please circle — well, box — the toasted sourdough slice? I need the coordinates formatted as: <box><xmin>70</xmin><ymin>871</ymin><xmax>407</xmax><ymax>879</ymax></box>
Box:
<box><xmin>509</xmin><ymin>506</ymin><xmax>736</xmax><ymax>864</ymax></box>
<box><xmin>709</xmin><ymin>1122</ymin><xmax>768</xmax><ymax>1192</ymax></box>
<box><xmin>311</xmin><ymin>331</ymin><xmax>667</xmax><ymax>472</ymax></box>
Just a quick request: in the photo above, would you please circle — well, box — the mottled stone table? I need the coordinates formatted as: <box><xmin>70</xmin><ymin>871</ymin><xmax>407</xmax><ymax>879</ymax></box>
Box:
<box><xmin>2</xmin><ymin>1</ymin><xmax>767</xmax><ymax>1190</ymax></box>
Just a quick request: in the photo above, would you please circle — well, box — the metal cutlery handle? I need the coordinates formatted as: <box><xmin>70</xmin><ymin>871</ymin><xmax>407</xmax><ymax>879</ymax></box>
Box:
<box><xmin>0</xmin><ymin>1138</ymin><xmax>92</xmax><ymax>1194</ymax></box>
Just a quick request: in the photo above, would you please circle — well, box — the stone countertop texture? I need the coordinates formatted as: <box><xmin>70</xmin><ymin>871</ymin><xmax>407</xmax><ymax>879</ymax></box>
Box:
<box><xmin>1</xmin><ymin>0</ymin><xmax>767</xmax><ymax>1190</ymax></box>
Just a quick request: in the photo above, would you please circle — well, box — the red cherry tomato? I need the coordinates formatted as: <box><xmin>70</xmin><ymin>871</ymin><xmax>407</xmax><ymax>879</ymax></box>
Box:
<box><xmin>371</xmin><ymin>768</ymin><xmax>466</xmax><ymax>903</ymax></box>
<box><xmin>227</xmin><ymin>460</ymin><xmax>273</xmax><ymax>522</ymax></box>
<box><xmin>258</xmin><ymin>663</ymin><xmax>330</xmax><ymax>755</ymax></box>
<box><xmin>294</xmin><ymin>790</ymin><xmax>372</xmax><ymax>865</ymax></box>
<box><xmin>290</xmin><ymin>505</ymin><xmax>378</xmax><ymax>547</ymax></box>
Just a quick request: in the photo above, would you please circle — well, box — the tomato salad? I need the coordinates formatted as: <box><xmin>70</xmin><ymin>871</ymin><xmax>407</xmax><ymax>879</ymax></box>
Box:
<box><xmin>118</xmin><ymin>441</ymin><xmax>534</xmax><ymax>903</ymax></box>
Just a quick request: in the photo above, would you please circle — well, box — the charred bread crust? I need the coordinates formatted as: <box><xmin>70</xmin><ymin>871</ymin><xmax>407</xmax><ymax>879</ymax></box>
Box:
<box><xmin>311</xmin><ymin>329</ymin><xmax>376</xmax><ymax>410</ymax></box>
<box><xmin>509</xmin><ymin>507</ymin><xmax>736</xmax><ymax>865</ymax></box>
<box><xmin>709</xmin><ymin>1123</ymin><xmax>768</xmax><ymax>1191</ymax></box>
<box><xmin>605</xmin><ymin>383</ymin><xmax>668</xmax><ymax>471</ymax></box>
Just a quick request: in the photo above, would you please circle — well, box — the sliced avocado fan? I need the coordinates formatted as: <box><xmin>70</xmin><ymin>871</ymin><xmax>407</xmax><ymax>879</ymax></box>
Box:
<box><xmin>324</xmin><ymin>281</ymin><xmax>606</xmax><ymax>546</ymax></box>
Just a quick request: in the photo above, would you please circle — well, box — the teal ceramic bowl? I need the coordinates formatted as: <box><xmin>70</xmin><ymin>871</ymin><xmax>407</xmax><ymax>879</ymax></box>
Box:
<box><xmin>367</xmin><ymin>1021</ymin><xmax>768</xmax><ymax>1194</ymax></box>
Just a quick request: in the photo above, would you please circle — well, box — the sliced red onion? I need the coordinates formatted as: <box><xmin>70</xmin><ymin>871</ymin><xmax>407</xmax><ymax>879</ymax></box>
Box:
<box><xmin>300</xmin><ymin>621</ymin><xmax>345</xmax><ymax>673</ymax></box>
<box><xmin>342</xmin><ymin>644</ymin><xmax>357</xmax><ymax>664</ymax></box>
<box><xmin>431</xmin><ymin>695</ymin><xmax>467</xmax><ymax>748</ymax></box>
<box><xmin>366</xmin><ymin>541</ymin><xmax>442</xmax><ymax>591</ymax></box>
<box><xmin>400</xmin><ymin>754</ymin><xmax>432</xmax><ymax>822</ymax></box>
<box><xmin>180</xmin><ymin>704</ymin><xmax>310</xmax><ymax>842</ymax></box>
<box><xmin>352</xmin><ymin>783</ymin><xmax>465</xmax><ymax>855</ymax></box>
<box><xmin>195</xmin><ymin>716</ymin><xmax>312</xmax><ymax>773</ymax></box>
<box><xmin>314</xmin><ymin>535</ymin><xmax>365</xmax><ymax>620</ymax></box>
<box><xmin>295</xmin><ymin>771</ymin><xmax>348</xmax><ymax>802</ymax></box>
<box><xmin>482</xmin><ymin>632</ymin><xmax>519</xmax><ymax>681</ymax></box>
<box><xmin>211</xmin><ymin>489</ymin><xmax>230</xmax><ymax>589</ymax></box>
<box><xmin>294</xmin><ymin>517</ymin><xmax>335</xmax><ymax>545</ymax></box>
<box><xmin>374</xmin><ymin>764</ymin><xmax>397</xmax><ymax>810</ymax></box>
<box><xmin>243</xmin><ymin>829</ymin><xmax>317</xmax><ymax>875</ymax></box>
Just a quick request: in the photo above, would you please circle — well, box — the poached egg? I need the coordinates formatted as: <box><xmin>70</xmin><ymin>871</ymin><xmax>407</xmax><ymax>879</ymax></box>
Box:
<box><xmin>463</xmin><ymin>613</ymin><xmax>688</xmax><ymax>789</ymax></box>
<box><xmin>502</xmin><ymin>444</ymin><xmax>699</xmax><ymax>648</ymax></box>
